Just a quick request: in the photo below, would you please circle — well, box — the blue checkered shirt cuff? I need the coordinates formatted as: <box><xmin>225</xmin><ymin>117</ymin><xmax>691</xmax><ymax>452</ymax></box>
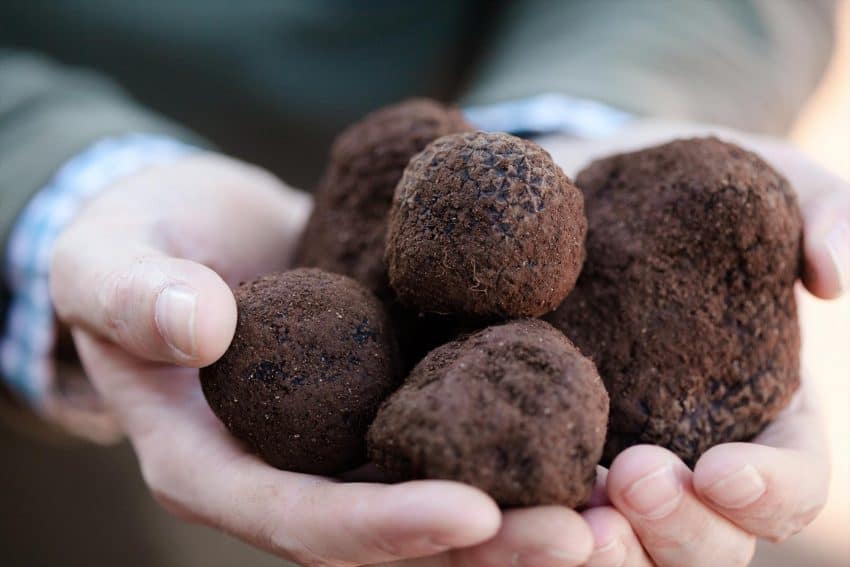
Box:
<box><xmin>0</xmin><ymin>135</ymin><xmax>198</xmax><ymax>415</ymax></box>
<box><xmin>464</xmin><ymin>93</ymin><xmax>633</xmax><ymax>138</ymax></box>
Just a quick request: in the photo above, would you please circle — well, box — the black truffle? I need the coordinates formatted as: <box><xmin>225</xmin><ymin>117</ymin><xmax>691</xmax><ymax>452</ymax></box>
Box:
<box><xmin>546</xmin><ymin>137</ymin><xmax>802</xmax><ymax>466</ymax></box>
<box><xmin>200</xmin><ymin>269</ymin><xmax>401</xmax><ymax>475</ymax></box>
<box><xmin>386</xmin><ymin>131</ymin><xmax>586</xmax><ymax>318</ymax></box>
<box><xmin>368</xmin><ymin>319</ymin><xmax>608</xmax><ymax>508</ymax></box>
<box><xmin>294</xmin><ymin>98</ymin><xmax>473</xmax><ymax>299</ymax></box>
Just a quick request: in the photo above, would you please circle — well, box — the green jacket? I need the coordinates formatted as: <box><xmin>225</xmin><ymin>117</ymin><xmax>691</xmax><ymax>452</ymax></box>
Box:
<box><xmin>0</xmin><ymin>0</ymin><xmax>837</xmax><ymax>321</ymax></box>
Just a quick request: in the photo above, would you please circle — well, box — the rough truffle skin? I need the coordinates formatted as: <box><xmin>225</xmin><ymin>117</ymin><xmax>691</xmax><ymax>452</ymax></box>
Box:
<box><xmin>386</xmin><ymin>131</ymin><xmax>586</xmax><ymax>318</ymax></box>
<box><xmin>546</xmin><ymin>138</ymin><xmax>802</xmax><ymax>466</ymax></box>
<box><xmin>200</xmin><ymin>269</ymin><xmax>401</xmax><ymax>475</ymax></box>
<box><xmin>368</xmin><ymin>319</ymin><xmax>608</xmax><ymax>508</ymax></box>
<box><xmin>294</xmin><ymin>98</ymin><xmax>472</xmax><ymax>299</ymax></box>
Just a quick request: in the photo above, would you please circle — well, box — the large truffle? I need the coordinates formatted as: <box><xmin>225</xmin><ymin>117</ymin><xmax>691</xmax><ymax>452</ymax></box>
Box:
<box><xmin>386</xmin><ymin>131</ymin><xmax>586</xmax><ymax>318</ymax></box>
<box><xmin>368</xmin><ymin>319</ymin><xmax>608</xmax><ymax>508</ymax></box>
<box><xmin>200</xmin><ymin>269</ymin><xmax>400</xmax><ymax>475</ymax></box>
<box><xmin>294</xmin><ymin>98</ymin><xmax>472</xmax><ymax>299</ymax></box>
<box><xmin>547</xmin><ymin>137</ymin><xmax>802</xmax><ymax>466</ymax></box>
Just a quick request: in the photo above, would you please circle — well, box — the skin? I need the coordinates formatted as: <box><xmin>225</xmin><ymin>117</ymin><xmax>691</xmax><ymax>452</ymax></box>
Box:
<box><xmin>49</xmin><ymin>121</ymin><xmax>847</xmax><ymax>566</ymax></box>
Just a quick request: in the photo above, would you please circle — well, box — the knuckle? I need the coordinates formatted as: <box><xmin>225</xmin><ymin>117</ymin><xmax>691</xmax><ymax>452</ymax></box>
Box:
<box><xmin>100</xmin><ymin>268</ymin><xmax>136</xmax><ymax>336</ymax></box>
<box><xmin>149</xmin><ymin>487</ymin><xmax>200</xmax><ymax>524</ymax></box>
<box><xmin>137</xmin><ymin>447</ymin><xmax>172</xmax><ymax>501</ymax></box>
<box><xmin>766</xmin><ymin>504</ymin><xmax>824</xmax><ymax>543</ymax></box>
<box><xmin>262</xmin><ymin>528</ymin><xmax>350</xmax><ymax>567</ymax></box>
<box><xmin>254</xmin><ymin>493</ymin><xmax>350</xmax><ymax>567</ymax></box>
<box><xmin>730</xmin><ymin>534</ymin><xmax>757</xmax><ymax>567</ymax></box>
<box><xmin>136</xmin><ymin>441</ymin><xmax>206</xmax><ymax>526</ymax></box>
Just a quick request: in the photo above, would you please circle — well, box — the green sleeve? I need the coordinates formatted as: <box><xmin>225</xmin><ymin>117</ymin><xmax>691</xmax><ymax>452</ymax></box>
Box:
<box><xmin>0</xmin><ymin>49</ymin><xmax>208</xmax><ymax>278</ymax></box>
<box><xmin>461</xmin><ymin>0</ymin><xmax>836</xmax><ymax>135</ymax></box>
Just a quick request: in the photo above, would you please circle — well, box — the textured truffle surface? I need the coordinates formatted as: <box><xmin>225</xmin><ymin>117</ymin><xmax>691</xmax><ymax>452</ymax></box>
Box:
<box><xmin>294</xmin><ymin>98</ymin><xmax>472</xmax><ymax>299</ymax></box>
<box><xmin>368</xmin><ymin>319</ymin><xmax>608</xmax><ymax>508</ymax></box>
<box><xmin>546</xmin><ymin>138</ymin><xmax>802</xmax><ymax>466</ymax></box>
<box><xmin>386</xmin><ymin>131</ymin><xmax>586</xmax><ymax>318</ymax></box>
<box><xmin>200</xmin><ymin>269</ymin><xmax>400</xmax><ymax>475</ymax></box>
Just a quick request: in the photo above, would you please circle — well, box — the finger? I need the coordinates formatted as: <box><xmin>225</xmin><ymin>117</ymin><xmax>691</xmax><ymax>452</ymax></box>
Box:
<box><xmin>693</xmin><ymin>385</ymin><xmax>830</xmax><ymax>542</ymax></box>
<box><xmin>586</xmin><ymin>466</ymin><xmax>612</xmax><ymax>507</ymax></box>
<box><xmin>607</xmin><ymin>445</ymin><xmax>756</xmax><ymax>567</ymax></box>
<box><xmin>52</xmin><ymin>238</ymin><xmax>236</xmax><ymax>366</ymax></box>
<box><xmin>447</xmin><ymin>506</ymin><xmax>593</xmax><ymax>567</ymax></box>
<box><xmin>582</xmin><ymin>506</ymin><xmax>652</xmax><ymax>567</ymax></box>
<box><xmin>693</xmin><ymin>443</ymin><xmax>829</xmax><ymax>543</ymax></box>
<box><xmin>801</xmin><ymin>190</ymin><xmax>850</xmax><ymax>299</ymax></box>
<box><xmin>73</xmin><ymin>331</ymin><xmax>501</xmax><ymax>566</ymax></box>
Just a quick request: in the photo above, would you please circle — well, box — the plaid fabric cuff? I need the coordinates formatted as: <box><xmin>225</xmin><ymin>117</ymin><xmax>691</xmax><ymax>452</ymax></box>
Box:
<box><xmin>464</xmin><ymin>92</ymin><xmax>633</xmax><ymax>138</ymax></box>
<box><xmin>0</xmin><ymin>134</ymin><xmax>197</xmax><ymax>438</ymax></box>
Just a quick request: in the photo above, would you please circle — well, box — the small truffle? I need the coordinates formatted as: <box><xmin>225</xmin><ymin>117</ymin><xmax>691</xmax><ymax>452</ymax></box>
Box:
<box><xmin>294</xmin><ymin>98</ymin><xmax>473</xmax><ymax>299</ymax></box>
<box><xmin>386</xmin><ymin>131</ymin><xmax>586</xmax><ymax>318</ymax></box>
<box><xmin>368</xmin><ymin>319</ymin><xmax>608</xmax><ymax>508</ymax></box>
<box><xmin>200</xmin><ymin>269</ymin><xmax>400</xmax><ymax>475</ymax></box>
<box><xmin>547</xmin><ymin>138</ymin><xmax>802</xmax><ymax>466</ymax></box>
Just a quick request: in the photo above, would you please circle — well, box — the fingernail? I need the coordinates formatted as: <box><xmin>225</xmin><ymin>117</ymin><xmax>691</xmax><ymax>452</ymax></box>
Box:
<box><xmin>589</xmin><ymin>538</ymin><xmax>625</xmax><ymax>567</ymax></box>
<box><xmin>702</xmin><ymin>464</ymin><xmax>766</xmax><ymax>509</ymax></box>
<box><xmin>825</xmin><ymin>220</ymin><xmax>850</xmax><ymax>293</ymax></box>
<box><xmin>623</xmin><ymin>462</ymin><xmax>682</xmax><ymax>519</ymax></box>
<box><xmin>155</xmin><ymin>284</ymin><xmax>198</xmax><ymax>359</ymax></box>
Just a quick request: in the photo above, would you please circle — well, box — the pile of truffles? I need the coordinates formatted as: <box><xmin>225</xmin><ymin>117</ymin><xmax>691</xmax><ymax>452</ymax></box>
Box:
<box><xmin>201</xmin><ymin>98</ymin><xmax>802</xmax><ymax>508</ymax></box>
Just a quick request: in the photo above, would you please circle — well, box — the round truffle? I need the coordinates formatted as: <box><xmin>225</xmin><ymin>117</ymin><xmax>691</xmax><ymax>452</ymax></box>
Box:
<box><xmin>368</xmin><ymin>319</ymin><xmax>608</xmax><ymax>508</ymax></box>
<box><xmin>294</xmin><ymin>98</ymin><xmax>472</xmax><ymax>299</ymax></box>
<box><xmin>386</xmin><ymin>131</ymin><xmax>586</xmax><ymax>318</ymax></box>
<box><xmin>200</xmin><ymin>269</ymin><xmax>401</xmax><ymax>475</ymax></box>
<box><xmin>546</xmin><ymin>137</ymin><xmax>802</xmax><ymax>466</ymax></box>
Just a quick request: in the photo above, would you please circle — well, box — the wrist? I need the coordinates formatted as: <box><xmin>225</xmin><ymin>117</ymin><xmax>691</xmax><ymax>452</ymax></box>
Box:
<box><xmin>1</xmin><ymin>134</ymin><xmax>198</xmax><ymax>438</ymax></box>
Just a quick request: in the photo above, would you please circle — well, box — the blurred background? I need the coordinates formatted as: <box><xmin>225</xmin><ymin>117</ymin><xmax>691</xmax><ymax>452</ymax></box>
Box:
<box><xmin>0</xmin><ymin>2</ymin><xmax>848</xmax><ymax>566</ymax></box>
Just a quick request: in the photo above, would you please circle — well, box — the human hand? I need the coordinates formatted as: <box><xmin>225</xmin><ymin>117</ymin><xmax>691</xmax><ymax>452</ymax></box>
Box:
<box><xmin>539</xmin><ymin>121</ymin><xmax>846</xmax><ymax>566</ymax></box>
<box><xmin>50</xmin><ymin>152</ymin><xmax>599</xmax><ymax>566</ymax></box>
<box><xmin>579</xmin><ymin>375</ymin><xmax>827</xmax><ymax>566</ymax></box>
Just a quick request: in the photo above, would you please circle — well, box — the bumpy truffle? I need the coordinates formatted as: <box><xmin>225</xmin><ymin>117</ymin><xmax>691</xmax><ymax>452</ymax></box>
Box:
<box><xmin>368</xmin><ymin>319</ymin><xmax>608</xmax><ymax>508</ymax></box>
<box><xmin>294</xmin><ymin>98</ymin><xmax>472</xmax><ymax>299</ymax></box>
<box><xmin>546</xmin><ymin>138</ymin><xmax>802</xmax><ymax>466</ymax></box>
<box><xmin>200</xmin><ymin>269</ymin><xmax>400</xmax><ymax>475</ymax></box>
<box><xmin>386</xmin><ymin>131</ymin><xmax>586</xmax><ymax>318</ymax></box>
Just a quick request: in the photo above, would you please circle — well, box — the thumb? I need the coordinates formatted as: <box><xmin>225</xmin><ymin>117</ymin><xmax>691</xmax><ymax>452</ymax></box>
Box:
<box><xmin>802</xmin><ymin>189</ymin><xmax>850</xmax><ymax>299</ymax></box>
<box><xmin>51</xmin><ymin>238</ymin><xmax>237</xmax><ymax>367</ymax></box>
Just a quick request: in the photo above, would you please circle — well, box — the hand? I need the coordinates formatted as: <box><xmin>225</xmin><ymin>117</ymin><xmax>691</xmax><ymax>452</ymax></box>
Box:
<box><xmin>540</xmin><ymin>121</ymin><xmax>846</xmax><ymax>566</ymax></box>
<box><xmin>579</xmin><ymin>376</ymin><xmax>827</xmax><ymax>567</ymax></box>
<box><xmin>50</xmin><ymin>152</ymin><xmax>598</xmax><ymax>566</ymax></box>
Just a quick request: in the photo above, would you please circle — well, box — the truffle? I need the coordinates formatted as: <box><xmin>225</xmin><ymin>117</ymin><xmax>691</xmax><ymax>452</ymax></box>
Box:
<box><xmin>200</xmin><ymin>269</ymin><xmax>401</xmax><ymax>475</ymax></box>
<box><xmin>294</xmin><ymin>98</ymin><xmax>472</xmax><ymax>299</ymax></box>
<box><xmin>546</xmin><ymin>137</ymin><xmax>802</xmax><ymax>466</ymax></box>
<box><xmin>368</xmin><ymin>319</ymin><xmax>608</xmax><ymax>508</ymax></box>
<box><xmin>386</xmin><ymin>131</ymin><xmax>586</xmax><ymax>318</ymax></box>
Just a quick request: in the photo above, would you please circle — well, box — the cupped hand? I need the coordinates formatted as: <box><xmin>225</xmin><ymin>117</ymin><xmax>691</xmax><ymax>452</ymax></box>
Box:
<box><xmin>540</xmin><ymin>121</ymin><xmax>845</xmax><ymax>566</ymax></box>
<box><xmin>579</xmin><ymin>376</ymin><xmax>827</xmax><ymax>567</ymax></box>
<box><xmin>50</xmin><ymin>153</ymin><xmax>597</xmax><ymax>567</ymax></box>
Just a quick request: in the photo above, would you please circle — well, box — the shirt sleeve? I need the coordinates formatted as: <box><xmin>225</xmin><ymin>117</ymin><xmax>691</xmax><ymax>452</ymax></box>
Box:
<box><xmin>461</xmin><ymin>0</ymin><xmax>837</xmax><ymax>135</ymax></box>
<box><xmin>0</xmin><ymin>49</ymin><xmax>208</xmax><ymax>298</ymax></box>
<box><xmin>0</xmin><ymin>135</ymin><xmax>199</xmax><ymax>442</ymax></box>
<box><xmin>464</xmin><ymin>92</ymin><xmax>634</xmax><ymax>139</ymax></box>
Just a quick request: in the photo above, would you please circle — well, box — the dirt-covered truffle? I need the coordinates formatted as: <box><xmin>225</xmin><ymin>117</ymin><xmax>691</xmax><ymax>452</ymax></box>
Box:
<box><xmin>294</xmin><ymin>98</ymin><xmax>472</xmax><ymax>299</ymax></box>
<box><xmin>368</xmin><ymin>319</ymin><xmax>608</xmax><ymax>508</ymax></box>
<box><xmin>547</xmin><ymin>137</ymin><xmax>802</xmax><ymax>466</ymax></box>
<box><xmin>200</xmin><ymin>269</ymin><xmax>401</xmax><ymax>475</ymax></box>
<box><xmin>386</xmin><ymin>131</ymin><xmax>586</xmax><ymax>318</ymax></box>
